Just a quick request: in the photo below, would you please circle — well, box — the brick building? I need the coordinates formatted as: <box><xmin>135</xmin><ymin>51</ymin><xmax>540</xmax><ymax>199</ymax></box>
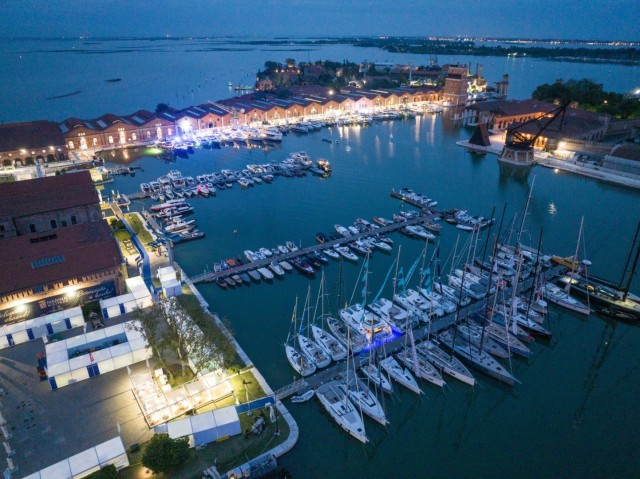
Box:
<box><xmin>0</xmin><ymin>171</ymin><xmax>123</xmax><ymax>325</ymax></box>
<box><xmin>0</xmin><ymin>121</ymin><xmax>66</xmax><ymax>168</ymax></box>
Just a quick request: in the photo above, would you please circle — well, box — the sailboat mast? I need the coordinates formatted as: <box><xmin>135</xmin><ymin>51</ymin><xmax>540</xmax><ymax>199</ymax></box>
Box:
<box><xmin>623</xmin><ymin>222</ymin><xmax>640</xmax><ymax>301</ymax></box>
<box><xmin>515</xmin><ymin>175</ymin><xmax>536</xmax><ymax>252</ymax></box>
<box><xmin>619</xmin><ymin>220</ymin><xmax>640</xmax><ymax>292</ymax></box>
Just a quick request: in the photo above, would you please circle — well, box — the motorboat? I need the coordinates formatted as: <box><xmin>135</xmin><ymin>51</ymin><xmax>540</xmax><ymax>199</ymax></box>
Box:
<box><xmin>349</xmin><ymin>240</ymin><xmax>372</xmax><ymax>255</ymax></box>
<box><xmin>334</xmin><ymin>246</ymin><xmax>358</xmax><ymax>262</ymax></box>
<box><xmin>323</xmin><ymin>248</ymin><xmax>341</xmax><ymax>260</ymax></box>
<box><xmin>291</xmin><ymin>258</ymin><xmax>315</xmax><ymax>276</ymax></box>
<box><xmin>290</xmin><ymin>389</ymin><xmax>315</xmax><ymax>404</ymax></box>
<box><xmin>286</xmin><ymin>241</ymin><xmax>299</xmax><ymax>252</ymax></box>
<box><xmin>334</xmin><ymin>224</ymin><xmax>351</xmax><ymax>237</ymax></box>
<box><xmin>269</xmin><ymin>261</ymin><xmax>285</xmax><ymax>277</ymax></box>
<box><xmin>279</xmin><ymin>260</ymin><xmax>293</xmax><ymax>272</ymax></box>
<box><xmin>257</xmin><ymin>267</ymin><xmax>275</xmax><ymax>280</ymax></box>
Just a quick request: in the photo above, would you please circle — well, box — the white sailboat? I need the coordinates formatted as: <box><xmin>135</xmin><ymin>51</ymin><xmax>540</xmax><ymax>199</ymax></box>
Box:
<box><xmin>310</xmin><ymin>272</ymin><xmax>348</xmax><ymax>361</ymax></box>
<box><xmin>337</xmin><ymin>377</ymin><xmax>388</xmax><ymax>425</ymax></box>
<box><xmin>360</xmin><ymin>362</ymin><xmax>394</xmax><ymax>395</ymax></box>
<box><xmin>297</xmin><ymin>286</ymin><xmax>332</xmax><ymax>369</ymax></box>
<box><xmin>379</xmin><ymin>355</ymin><xmax>422</xmax><ymax>395</ymax></box>
<box><xmin>316</xmin><ymin>380</ymin><xmax>369</xmax><ymax>444</ymax></box>
<box><xmin>284</xmin><ymin>298</ymin><xmax>316</xmax><ymax>377</ymax></box>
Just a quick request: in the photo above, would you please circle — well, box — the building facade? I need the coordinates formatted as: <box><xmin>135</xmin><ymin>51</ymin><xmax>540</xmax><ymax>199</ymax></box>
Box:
<box><xmin>0</xmin><ymin>171</ymin><xmax>123</xmax><ymax>325</ymax></box>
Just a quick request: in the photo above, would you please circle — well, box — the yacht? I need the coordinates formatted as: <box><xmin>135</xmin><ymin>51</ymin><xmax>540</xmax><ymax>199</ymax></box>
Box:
<box><xmin>469</xmin><ymin>311</ymin><xmax>531</xmax><ymax>358</ymax></box>
<box><xmin>542</xmin><ymin>282</ymin><xmax>592</xmax><ymax>316</ymax></box>
<box><xmin>336</xmin><ymin>377</ymin><xmax>388</xmax><ymax>425</ymax></box>
<box><xmin>368</xmin><ymin>237</ymin><xmax>392</xmax><ymax>252</ymax></box>
<box><xmin>340</xmin><ymin>304</ymin><xmax>393</xmax><ymax>344</ymax></box>
<box><xmin>394</xmin><ymin>288</ymin><xmax>441</xmax><ymax>321</ymax></box>
<box><xmin>316</xmin><ymin>381</ymin><xmax>368</xmax><ymax>444</ymax></box>
<box><xmin>396</xmin><ymin>348</ymin><xmax>446</xmax><ymax>387</ymax></box>
<box><xmin>379</xmin><ymin>356</ymin><xmax>422</xmax><ymax>395</ymax></box>
<box><xmin>416</xmin><ymin>340</ymin><xmax>476</xmax><ymax>386</ymax></box>
<box><xmin>298</xmin><ymin>334</ymin><xmax>331</xmax><ymax>369</ymax></box>
<box><xmin>418</xmin><ymin>287</ymin><xmax>457</xmax><ymax>315</ymax></box>
<box><xmin>438</xmin><ymin>329</ymin><xmax>517</xmax><ymax>386</ymax></box>
<box><xmin>360</xmin><ymin>362</ymin><xmax>393</xmax><ymax>395</ymax></box>
<box><xmin>285</xmin><ymin>344</ymin><xmax>316</xmax><ymax>377</ymax></box>
<box><xmin>326</xmin><ymin>316</ymin><xmax>367</xmax><ymax>354</ymax></box>
<box><xmin>367</xmin><ymin>297</ymin><xmax>416</xmax><ymax>333</ymax></box>
<box><xmin>434</xmin><ymin>282</ymin><xmax>471</xmax><ymax>307</ymax></box>
<box><xmin>269</xmin><ymin>261</ymin><xmax>285</xmax><ymax>277</ymax></box>
<box><xmin>456</xmin><ymin>323</ymin><xmax>510</xmax><ymax>358</ymax></box>
<box><xmin>311</xmin><ymin>325</ymin><xmax>347</xmax><ymax>362</ymax></box>
<box><xmin>334</xmin><ymin>245</ymin><xmax>358</xmax><ymax>262</ymax></box>
<box><xmin>323</xmin><ymin>248</ymin><xmax>341</xmax><ymax>260</ymax></box>
<box><xmin>279</xmin><ymin>260</ymin><xmax>293</xmax><ymax>272</ymax></box>
<box><xmin>257</xmin><ymin>267</ymin><xmax>275</xmax><ymax>280</ymax></box>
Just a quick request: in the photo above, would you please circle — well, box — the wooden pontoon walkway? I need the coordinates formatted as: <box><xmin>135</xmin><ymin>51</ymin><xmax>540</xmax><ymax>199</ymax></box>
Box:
<box><xmin>189</xmin><ymin>213</ymin><xmax>440</xmax><ymax>284</ymax></box>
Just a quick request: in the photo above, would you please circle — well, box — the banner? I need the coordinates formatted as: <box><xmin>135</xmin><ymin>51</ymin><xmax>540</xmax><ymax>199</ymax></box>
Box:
<box><xmin>0</xmin><ymin>281</ymin><xmax>116</xmax><ymax>326</ymax></box>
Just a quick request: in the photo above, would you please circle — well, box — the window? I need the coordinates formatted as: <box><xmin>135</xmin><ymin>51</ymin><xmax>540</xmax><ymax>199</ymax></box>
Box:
<box><xmin>61</xmin><ymin>220</ymin><xmax>67</xmax><ymax>227</ymax></box>
<box><xmin>70</xmin><ymin>215</ymin><xmax>77</xmax><ymax>225</ymax></box>
<box><xmin>29</xmin><ymin>223</ymin><xmax>36</xmax><ymax>233</ymax></box>
<box><xmin>31</xmin><ymin>255</ymin><xmax>65</xmax><ymax>269</ymax></box>
<box><xmin>92</xmin><ymin>138</ymin><xmax>98</xmax><ymax>146</ymax></box>
<box><xmin>50</xmin><ymin>219</ymin><xmax>57</xmax><ymax>229</ymax></box>
<box><xmin>132</xmin><ymin>133</ymin><xmax>137</xmax><ymax>141</ymax></box>
<box><xmin>68</xmin><ymin>141</ymin><xmax>74</xmax><ymax>149</ymax></box>
<box><xmin>108</xmin><ymin>135</ymin><xmax>114</xmax><ymax>144</ymax></box>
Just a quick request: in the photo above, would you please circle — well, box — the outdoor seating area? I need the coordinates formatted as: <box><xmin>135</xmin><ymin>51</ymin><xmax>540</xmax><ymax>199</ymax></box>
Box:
<box><xmin>131</xmin><ymin>367</ymin><xmax>233</xmax><ymax>427</ymax></box>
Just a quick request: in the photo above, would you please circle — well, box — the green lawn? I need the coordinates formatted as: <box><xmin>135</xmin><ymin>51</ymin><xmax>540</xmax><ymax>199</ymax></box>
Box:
<box><xmin>118</xmin><ymin>370</ymin><xmax>289</xmax><ymax>479</ymax></box>
<box><xmin>125</xmin><ymin>213</ymin><xmax>154</xmax><ymax>250</ymax></box>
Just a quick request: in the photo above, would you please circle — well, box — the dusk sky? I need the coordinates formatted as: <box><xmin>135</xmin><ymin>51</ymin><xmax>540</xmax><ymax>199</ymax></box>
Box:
<box><xmin>1</xmin><ymin>0</ymin><xmax>639</xmax><ymax>40</ymax></box>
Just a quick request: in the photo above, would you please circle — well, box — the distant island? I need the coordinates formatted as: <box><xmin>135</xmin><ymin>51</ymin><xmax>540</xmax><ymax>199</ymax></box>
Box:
<box><xmin>106</xmin><ymin>78</ymin><xmax>122</xmax><ymax>82</ymax></box>
<box><xmin>351</xmin><ymin>37</ymin><xmax>640</xmax><ymax>65</ymax></box>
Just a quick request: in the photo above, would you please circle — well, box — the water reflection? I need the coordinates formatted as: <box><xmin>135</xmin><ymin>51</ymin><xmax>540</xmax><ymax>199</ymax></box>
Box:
<box><xmin>498</xmin><ymin>161</ymin><xmax>532</xmax><ymax>185</ymax></box>
<box><xmin>548</xmin><ymin>202</ymin><xmax>558</xmax><ymax>216</ymax></box>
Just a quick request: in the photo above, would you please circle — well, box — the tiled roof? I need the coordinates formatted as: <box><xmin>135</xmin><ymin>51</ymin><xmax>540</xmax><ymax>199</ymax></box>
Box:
<box><xmin>0</xmin><ymin>221</ymin><xmax>121</xmax><ymax>295</ymax></box>
<box><xmin>0</xmin><ymin>171</ymin><xmax>98</xmax><ymax>218</ymax></box>
<box><xmin>0</xmin><ymin>121</ymin><xmax>65</xmax><ymax>152</ymax></box>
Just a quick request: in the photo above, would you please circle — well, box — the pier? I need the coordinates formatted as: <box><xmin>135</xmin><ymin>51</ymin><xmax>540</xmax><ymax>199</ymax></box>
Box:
<box><xmin>189</xmin><ymin>213</ymin><xmax>440</xmax><ymax>284</ymax></box>
<box><xmin>273</xmin><ymin>261</ymin><xmax>559</xmax><ymax>400</ymax></box>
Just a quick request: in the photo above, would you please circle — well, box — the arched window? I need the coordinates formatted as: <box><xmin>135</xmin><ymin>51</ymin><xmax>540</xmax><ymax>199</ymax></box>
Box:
<box><xmin>132</xmin><ymin>133</ymin><xmax>137</xmax><ymax>141</ymax></box>
<box><xmin>92</xmin><ymin>138</ymin><xmax>98</xmax><ymax>146</ymax></box>
<box><xmin>68</xmin><ymin>141</ymin><xmax>75</xmax><ymax>149</ymax></box>
<box><xmin>108</xmin><ymin>136</ymin><xmax>114</xmax><ymax>144</ymax></box>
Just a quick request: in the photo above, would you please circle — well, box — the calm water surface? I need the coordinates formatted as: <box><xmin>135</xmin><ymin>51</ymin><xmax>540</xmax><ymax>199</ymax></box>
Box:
<box><xmin>3</xmin><ymin>38</ymin><xmax>639</xmax><ymax>478</ymax></box>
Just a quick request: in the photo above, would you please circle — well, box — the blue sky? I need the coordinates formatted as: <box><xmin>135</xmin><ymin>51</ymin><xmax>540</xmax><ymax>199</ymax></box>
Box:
<box><xmin>1</xmin><ymin>0</ymin><xmax>638</xmax><ymax>40</ymax></box>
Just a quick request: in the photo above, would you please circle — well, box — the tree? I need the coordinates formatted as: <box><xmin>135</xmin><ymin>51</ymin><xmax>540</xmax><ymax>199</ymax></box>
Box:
<box><xmin>155</xmin><ymin>103</ymin><xmax>170</xmax><ymax>113</ymax></box>
<box><xmin>128</xmin><ymin>303</ymin><xmax>174</xmax><ymax>380</ymax></box>
<box><xmin>142</xmin><ymin>434</ymin><xmax>190</xmax><ymax>474</ymax></box>
<box><xmin>285</xmin><ymin>58</ymin><xmax>296</xmax><ymax>68</ymax></box>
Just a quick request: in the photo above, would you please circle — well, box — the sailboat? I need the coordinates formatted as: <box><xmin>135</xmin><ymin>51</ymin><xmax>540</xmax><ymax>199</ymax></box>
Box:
<box><xmin>316</xmin><ymin>380</ymin><xmax>369</xmax><ymax>443</ymax></box>
<box><xmin>311</xmin><ymin>272</ymin><xmax>348</xmax><ymax>361</ymax></box>
<box><xmin>379</xmin><ymin>355</ymin><xmax>422</xmax><ymax>394</ymax></box>
<box><xmin>284</xmin><ymin>298</ymin><xmax>317</xmax><ymax>377</ymax></box>
<box><xmin>437</xmin><ymin>329</ymin><xmax>518</xmax><ymax>386</ymax></box>
<box><xmin>337</xmin><ymin>377</ymin><xmax>388</xmax><ymax>425</ymax></box>
<box><xmin>297</xmin><ymin>286</ymin><xmax>332</xmax><ymax>369</ymax></box>
<box><xmin>554</xmin><ymin>220</ymin><xmax>640</xmax><ymax>321</ymax></box>
<box><xmin>360</xmin><ymin>361</ymin><xmax>394</xmax><ymax>395</ymax></box>
<box><xmin>416</xmin><ymin>340</ymin><xmax>476</xmax><ymax>386</ymax></box>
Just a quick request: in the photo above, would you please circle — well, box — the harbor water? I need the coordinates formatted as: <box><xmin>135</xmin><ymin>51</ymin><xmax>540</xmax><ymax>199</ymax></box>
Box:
<box><xmin>2</xmin><ymin>38</ymin><xmax>639</xmax><ymax>478</ymax></box>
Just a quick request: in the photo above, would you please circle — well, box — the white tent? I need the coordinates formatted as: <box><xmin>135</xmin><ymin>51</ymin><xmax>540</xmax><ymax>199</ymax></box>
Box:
<box><xmin>157</xmin><ymin>266</ymin><xmax>182</xmax><ymax>298</ymax></box>
<box><xmin>166</xmin><ymin>406</ymin><xmax>241</xmax><ymax>446</ymax></box>
<box><xmin>46</xmin><ymin>321</ymin><xmax>151</xmax><ymax>390</ymax></box>
<box><xmin>22</xmin><ymin>436</ymin><xmax>129</xmax><ymax>479</ymax></box>
<box><xmin>99</xmin><ymin>276</ymin><xmax>153</xmax><ymax>320</ymax></box>
<box><xmin>0</xmin><ymin>306</ymin><xmax>84</xmax><ymax>350</ymax></box>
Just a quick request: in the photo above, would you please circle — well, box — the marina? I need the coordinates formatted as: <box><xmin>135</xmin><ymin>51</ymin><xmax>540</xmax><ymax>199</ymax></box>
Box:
<box><xmin>2</xmin><ymin>35</ymin><xmax>639</xmax><ymax>479</ymax></box>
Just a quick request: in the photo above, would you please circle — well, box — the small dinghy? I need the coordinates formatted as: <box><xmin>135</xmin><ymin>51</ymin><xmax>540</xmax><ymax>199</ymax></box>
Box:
<box><xmin>290</xmin><ymin>389</ymin><xmax>315</xmax><ymax>404</ymax></box>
